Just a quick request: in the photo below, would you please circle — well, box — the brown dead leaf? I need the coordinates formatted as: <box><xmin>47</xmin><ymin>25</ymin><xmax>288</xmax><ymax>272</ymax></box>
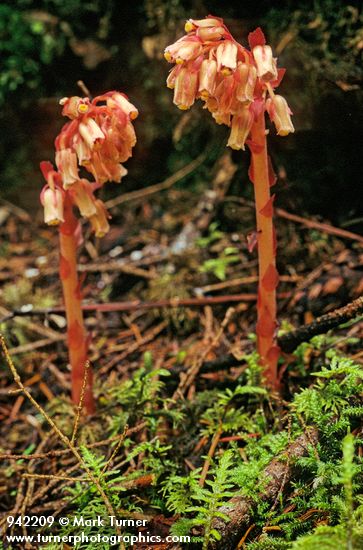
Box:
<box><xmin>308</xmin><ymin>283</ymin><xmax>323</xmax><ymax>300</ymax></box>
<box><xmin>322</xmin><ymin>276</ymin><xmax>344</xmax><ymax>295</ymax></box>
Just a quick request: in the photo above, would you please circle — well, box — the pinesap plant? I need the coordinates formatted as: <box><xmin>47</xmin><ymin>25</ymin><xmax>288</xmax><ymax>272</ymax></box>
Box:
<box><xmin>164</xmin><ymin>16</ymin><xmax>295</xmax><ymax>388</ymax></box>
<box><xmin>40</xmin><ymin>92</ymin><xmax>138</xmax><ymax>413</ymax></box>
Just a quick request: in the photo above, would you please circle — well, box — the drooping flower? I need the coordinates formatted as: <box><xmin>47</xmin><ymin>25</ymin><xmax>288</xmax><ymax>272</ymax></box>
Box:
<box><xmin>198</xmin><ymin>59</ymin><xmax>218</xmax><ymax>98</ymax></box>
<box><xmin>59</xmin><ymin>96</ymin><xmax>91</xmax><ymax>119</ymax></box>
<box><xmin>227</xmin><ymin>107</ymin><xmax>254</xmax><ymax>150</ymax></box>
<box><xmin>164</xmin><ymin>36</ymin><xmax>203</xmax><ymax>64</ymax></box>
<box><xmin>164</xmin><ymin>17</ymin><xmax>294</xmax><ymax>150</ymax></box>
<box><xmin>78</xmin><ymin>118</ymin><xmax>105</xmax><ymax>148</ymax></box>
<box><xmin>216</xmin><ymin>41</ymin><xmax>238</xmax><ymax>73</ymax></box>
<box><xmin>40</xmin><ymin>161</ymin><xmax>65</xmax><ymax>225</ymax></box>
<box><xmin>89</xmin><ymin>199</ymin><xmax>110</xmax><ymax>237</ymax></box>
<box><xmin>110</xmin><ymin>93</ymin><xmax>139</xmax><ymax>120</ymax></box>
<box><xmin>235</xmin><ymin>62</ymin><xmax>256</xmax><ymax>103</ymax></box>
<box><xmin>164</xmin><ymin>18</ymin><xmax>295</xmax><ymax>389</ymax></box>
<box><xmin>185</xmin><ymin>17</ymin><xmax>223</xmax><ymax>33</ymax></box>
<box><xmin>266</xmin><ymin>95</ymin><xmax>295</xmax><ymax>136</ymax></box>
<box><xmin>55</xmin><ymin>149</ymin><xmax>79</xmax><ymax>189</ymax></box>
<box><xmin>173</xmin><ymin>67</ymin><xmax>199</xmax><ymax>110</ymax></box>
<box><xmin>41</xmin><ymin>187</ymin><xmax>64</xmax><ymax>225</ymax></box>
<box><xmin>41</xmin><ymin>90</ymin><xmax>138</xmax><ymax>238</ymax></box>
<box><xmin>39</xmin><ymin>90</ymin><xmax>138</xmax><ymax>413</ymax></box>
<box><xmin>69</xmin><ymin>179</ymin><xmax>97</xmax><ymax>218</ymax></box>
<box><xmin>252</xmin><ymin>45</ymin><xmax>278</xmax><ymax>82</ymax></box>
<box><xmin>57</xmin><ymin>91</ymin><xmax>137</xmax><ymax>187</ymax></box>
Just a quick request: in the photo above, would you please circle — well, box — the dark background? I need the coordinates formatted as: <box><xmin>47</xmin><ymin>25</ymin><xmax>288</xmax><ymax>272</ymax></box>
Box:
<box><xmin>0</xmin><ymin>0</ymin><xmax>362</xmax><ymax>229</ymax></box>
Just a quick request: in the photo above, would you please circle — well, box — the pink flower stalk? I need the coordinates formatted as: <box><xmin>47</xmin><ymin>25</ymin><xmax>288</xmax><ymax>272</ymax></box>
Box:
<box><xmin>165</xmin><ymin>18</ymin><xmax>294</xmax><ymax>388</ymax></box>
<box><xmin>40</xmin><ymin>91</ymin><xmax>138</xmax><ymax>412</ymax></box>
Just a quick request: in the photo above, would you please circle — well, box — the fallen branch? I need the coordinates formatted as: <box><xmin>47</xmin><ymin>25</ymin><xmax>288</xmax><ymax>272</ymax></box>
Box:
<box><xmin>275</xmin><ymin>207</ymin><xmax>363</xmax><ymax>245</ymax></box>
<box><xmin>0</xmin><ymin>305</ymin><xmax>64</xmax><ymax>339</ymax></box>
<box><xmin>0</xmin><ymin>198</ymin><xmax>32</xmax><ymax>223</ymax></box>
<box><xmin>4</xmin><ymin>335</ymin><xmax>65</xmax><ymax>355</ymax></box>
<box><xmin>0</xmin><ymin>425</ymin><xmax>146</xmax><ymax>462</ymax></box>
<box><xmin>1</xmin><ymin>293</ymin><xmax>295</xmax><ymax>324</ymax></box>
<box><xmin>173</xmin><ymin>296</ymin><xmax>363</xmax><ymax>374</ymax></box>
<box><xmin>209</xmin><ymin>427</ymin><xmax>319</xmax><ymax>550</ymax></box>
<box><xmin>199</xmin><ymin>274</ymin><xmax>299</xmax><ymax>293</ymax></box>
<box><xmin>39</xmin><ymin>260</ymin><xmax>157</xmax><ymax>280</ymax></box>
<box><xmin>224</xmin><ymin>196</ymin><xmax>363</xmax><ymax>244</ymax></box>
<box><xmin>278</xmin><ymin>295</ymin><xmax>363</xmax><ymax>353</ymax></box>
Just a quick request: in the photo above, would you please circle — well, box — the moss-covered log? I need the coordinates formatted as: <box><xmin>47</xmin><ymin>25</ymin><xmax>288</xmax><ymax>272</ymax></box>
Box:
<box><xmin>209</xmin><ymin>428</ymin><xmax>319</xmax><ymax>550</ymax></box>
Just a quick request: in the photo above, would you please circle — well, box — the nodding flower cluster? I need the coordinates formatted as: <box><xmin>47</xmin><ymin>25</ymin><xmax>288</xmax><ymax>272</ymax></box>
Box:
<box><xmin>164</xmin><ymin>17</ymin><xmax>294</xmax><ymax>150</ymax></box>
<box><xmin>40</xmin><ymin>92</ymin><xmax>138</xmax><ymax>236</ymax></box>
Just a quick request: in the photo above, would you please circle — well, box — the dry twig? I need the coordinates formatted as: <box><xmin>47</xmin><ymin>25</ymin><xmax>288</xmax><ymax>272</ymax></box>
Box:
<box><xmin>71</xmin><ymin>360</ymin><xmax>90</xmax><ymax>444</ymax></box>
<box><xmin>0</xmin><ymin>422</ymin><xmax>147</xmax><ymax>462</ymax></box>
<box><xmin>0</xmin><ymin>334</ymin><xmax>125</xmax><ymax>549</ymax></box>
<box><xmin>199</xmin><ymin>426</ymin><xmax>223</xmax><ymax>488</ymax></box>
<box><xmin>279</xmin><ymin>295</ymin><xmax>363</xmax><ymax>353</ymax></box>
<box><xmin>173</xmin><ymin>307</ymin><xmax>235</xmax><ymax>400</ymax></box>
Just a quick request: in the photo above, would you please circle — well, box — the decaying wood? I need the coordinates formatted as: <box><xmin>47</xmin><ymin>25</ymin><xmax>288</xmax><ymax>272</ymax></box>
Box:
<box><xmin>209</xmin><ymin>427</ymin><xmax>319</xmax><ymax>550</ymax></box>
<box><xmin>176</xmin><ymin>296</ymin><xmax>363</xmax><ymax>375</ymax></box>
<box><xmin>278</xmin><ymin>295</ymin><xmax>363</xmax><ymax>353</ymax></box>
<box><xmin>165</xmin><ymin>428</ymin><xmax>319</xmax><ymax>550</ymax></box>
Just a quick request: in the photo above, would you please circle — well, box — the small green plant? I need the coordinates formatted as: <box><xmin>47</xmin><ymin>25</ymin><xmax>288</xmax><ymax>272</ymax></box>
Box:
<box><xmin>293</xmin><ymin>351</ymin><xmax>363</xmax><ymax>433</ymax></box>
<box><xmin>52</xmin><ymin>447</ymin><xmax>131</xmax><ymax>549</ymax></box>
<box><xmin>291</xmin><ymin>433</ymin><xmax>363</xmax><ymax>550</ymax></box>
<box><xmin>0</xmin><ymin>4</ymin><xmax>63</xmax><ymax>104</ymax></box>
<box><xmin>161</xmin><ymin>468</ymin><xmax>202</xmax><ymax>514</ymax></box>
<box><xmin>171</xmin><ymin>450</ymin><xmax>235</xmax><ymax>548</ymax></box>
<box><xmin>196</xmin><ymin>222</ymin><xmax>240</xmax><ymax>281</ymax></box>
<box><xmin>196</xmin><ymin>222</ymin><xmax>224</xmax><ymax>248</ymax></box>
<box><xmin>232</xmin><ymin>431</ymin><xmax>289</xmax><ymax>498</ymax></box>
<box><xmin>166</xmin><ymin>348</ymin><xmax>362</xmax><ymax>548</ymax></box>
<box><xmin>106</xmin><ymin>353</ymin><xmax>173</xmax><ymax>434</ymax></box>
<box><xmin>200</xmin><ymin>247</ymin><xmax>240</xmax><ymax>281</ymax></box>
<box><xmin>200</xmin><ymin>384</ymin><xmax>266</xmax><ymax>437</ymax></box>
<box><xmin>3</xmin><ymin>329</ymin><xmax>362</xmax><ymax>548</ymax></box>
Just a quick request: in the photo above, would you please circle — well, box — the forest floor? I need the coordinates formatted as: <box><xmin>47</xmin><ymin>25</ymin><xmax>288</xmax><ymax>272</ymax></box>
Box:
<box><xmin>0</xmin><ymin>154</ymin><xmax>362</xmax><ymax>549</ymax></box>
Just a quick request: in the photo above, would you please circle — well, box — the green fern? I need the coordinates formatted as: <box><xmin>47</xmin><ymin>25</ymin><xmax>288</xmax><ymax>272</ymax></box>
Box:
<box><xmin>232</xmin><ymin>431</ymin><xmax>289</xmax><ymax>498</ymax></box>
<box><xmin>103</xmin><ymin>352</ymin><xmax>172</xmax><ymax>435</ymax></box>
<box><xmin>291</xmin><ymin>524</ymin><xmax>348</xmax><ymax>550</ymax></box>
<box><xmin>34</xmin><ymin>344</ymin><xmax>363</xmax><ymax>549</ymax></box>
<box><xmin>161</xmin><ymin>468</ymin><xmax>201</xmax><ymax>513</ymax></box>
<box><xmin>171</xmin><ymin>450</ymin><xmax>235</xmax><ymax>549</ymax></box>
<box><xmin>246</xmin><ymin>537</ymin><xmax>291</xmax><ymax>549</ymax></box>
<box><xmin>293</xmin><ymin>351</ymin><xmax>363</xmax><ymax>431</ymax></box>
<box><xmin>291</xmin><ymin>433</ymin><xmax>363</xmax><ymax>550</ymax></box>
<box><xmin>200</xmin><ymin>383</ymin><xmax>266</xmax><ymax>437</ymax></box>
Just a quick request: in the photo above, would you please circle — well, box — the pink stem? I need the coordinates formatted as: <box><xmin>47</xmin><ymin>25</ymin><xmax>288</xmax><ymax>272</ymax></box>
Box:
<box><xmin>59</xmin><ymin>195</ymin><xmax>94</xmax><ymax>413</ymax></box>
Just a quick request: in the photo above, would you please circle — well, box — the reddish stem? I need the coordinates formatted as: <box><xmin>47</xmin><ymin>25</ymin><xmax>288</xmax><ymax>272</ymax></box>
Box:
<box><xmin>250</xmin><ymin>109</ymin><xmax>279</xmax><ymax>388</ymax></box>
<box><xmin>59</xmin><ymin>195</ymin><xmax>94</xmax><ymax>413</ymax></box>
